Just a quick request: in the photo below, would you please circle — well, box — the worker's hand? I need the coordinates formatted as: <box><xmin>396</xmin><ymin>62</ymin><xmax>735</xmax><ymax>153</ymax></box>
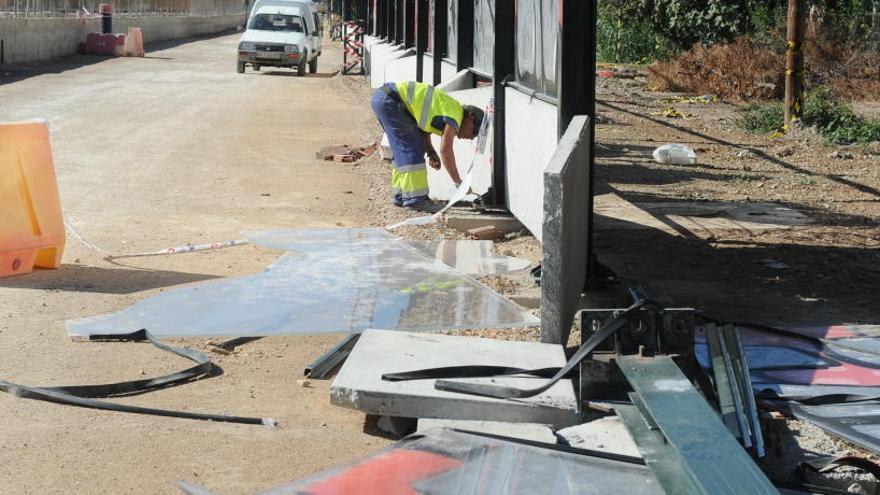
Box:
<box><xmin>427</xmin><ymin>151</ymin><xmax>441</xmax><ymax>170</ymax></box>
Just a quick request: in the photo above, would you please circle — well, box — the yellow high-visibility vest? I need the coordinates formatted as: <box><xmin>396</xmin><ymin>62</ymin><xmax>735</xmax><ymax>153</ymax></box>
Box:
<box><xmin>395</xmin><ymin>81</ymin><xmax>464</xmax><ymax>136</ymax></box>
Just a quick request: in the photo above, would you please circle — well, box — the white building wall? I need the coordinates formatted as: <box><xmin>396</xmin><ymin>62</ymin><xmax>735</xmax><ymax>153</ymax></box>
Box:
<box><xmin>504</xmin><ymin>87</ymin><xmax>559</xmax><ymax>240</ymax></box>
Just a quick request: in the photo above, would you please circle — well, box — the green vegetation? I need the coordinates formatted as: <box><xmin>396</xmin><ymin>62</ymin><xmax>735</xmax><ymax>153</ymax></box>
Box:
<box><xmin>737</xmin><ymin>87</ymin><xmax>880</xmax><ymax>145</ymax></box>
<box><xmin>596</xmin><ymin>0</ymin><xmax>879</xmax><ymax>63</ymax></box>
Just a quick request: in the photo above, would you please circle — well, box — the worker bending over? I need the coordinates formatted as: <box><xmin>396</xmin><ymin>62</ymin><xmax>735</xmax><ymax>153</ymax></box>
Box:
<box><xmin>372</xmin><ymin>81</ymin><xmax>484</xmax><ymax>208</ymax></box>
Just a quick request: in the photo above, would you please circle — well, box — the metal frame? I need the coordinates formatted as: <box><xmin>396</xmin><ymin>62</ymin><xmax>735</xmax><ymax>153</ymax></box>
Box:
<box><xmin>403</xmin><ymin>0</ymin><xmax>415</xmax><ymax>48</ymax></box>
<box><xmin>432</xmin><ymin>0</ymin><xmax>448</xmax><ymax>86</ymax></box>
<box><xmin>455</xmin><ymin>0</ymin><xmax>473</xmax><ymax>71</ymax></box>
<box><xmin>415</xmin><ymin>0</ymin><xmax>428</xmax><ymax>82</ymax></box>
<box><xmin>557</xmin><ymin>0</ymin><xmax>599</xmax><ymax>286</ymax></box>
<box><xmin>489</xmin><ymin>0</ymin><xmax>513</xmax><ymax>208</ymax></box>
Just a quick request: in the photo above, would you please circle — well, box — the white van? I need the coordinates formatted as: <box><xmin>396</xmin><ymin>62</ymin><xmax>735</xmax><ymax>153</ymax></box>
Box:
<box><xmin>237</xmin><ymin>0</ymin><xmax>322</xmax><ymax>75</ymax></box>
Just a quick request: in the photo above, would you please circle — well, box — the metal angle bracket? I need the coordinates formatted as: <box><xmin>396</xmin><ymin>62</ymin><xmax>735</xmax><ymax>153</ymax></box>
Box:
<box><xmin>616</xmin><ymin>355</ymin><xmax>778</xmax><ymax>495</ymax></box>
<box><xmin>580</xmin><ymin>308</ymin><xmax>696</xmax><ymax>405</ymax></box>
<box><xmin>581</xmin><ymin>308</ymin><xmax>696</xmax><ymax>358</ymax></box>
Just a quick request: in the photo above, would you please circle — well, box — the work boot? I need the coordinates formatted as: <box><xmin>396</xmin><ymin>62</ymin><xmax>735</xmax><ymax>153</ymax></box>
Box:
<box><xmin>391</xmin><ymin>193</ymin><xmax>403</xmax><ymax>207</ymax></box>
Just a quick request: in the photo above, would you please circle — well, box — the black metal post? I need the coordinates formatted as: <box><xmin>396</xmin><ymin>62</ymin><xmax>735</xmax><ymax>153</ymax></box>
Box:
<box><xmin>455</xmin><ymin>0</ymin><xmax>473</xmax><ymax>71</ymax></box>
<box><xmin>395</xmin><ymin>0</ymin><xmax>403</xmax><ymax>44</ymax></box>
<box><xmin>490</xmin><ymin>0</ymin><xmax>514</xmax><ymax>207</ymax></box>
<box><xmin>376</xmin><ymin>0</ymin><xmax>384</xmax><ymax>38</ymax></box>
<box><xmin>342</xmin><ymin>0</ymin><xmax>349</xmax><ymax>68</ymax></box>
<box><xmin>415</xmin><ymin>0</ymin><xmax>428</xmax><ymax>81</ymax></box>
<box><xmin>99</xmin><ymin>3</ymin><xmax>112</xmax><ymax>34</ymax></box>
<box><xmin>404</xmin><ymin>0</ymin><xmax>415</xmax><ymax>48</ymax></box>
<box><xmin>385</xmin><ymin>0</ymin><xmax>393</xmax><ymax>40</ymax></box>
<box><xmin>365</xmin><ymin>0</ymin><xmax>371</xmax><ymax>34</ymax></box>
<box><xmin>557</xmin><ymin>0</ymin><xmax>598</xmax><ymax>286</ymax></box>
<box><xmin>432</xmin><ymin>0</ymin><xmax>447</xmax><ymax>85</ymax></box>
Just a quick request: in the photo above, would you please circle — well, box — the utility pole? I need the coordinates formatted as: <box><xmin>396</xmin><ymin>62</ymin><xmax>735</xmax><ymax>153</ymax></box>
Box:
<box><xmin>784</xmin><ymin>0</ymin><xmax>806</xmax><ymax>128</ymax></box>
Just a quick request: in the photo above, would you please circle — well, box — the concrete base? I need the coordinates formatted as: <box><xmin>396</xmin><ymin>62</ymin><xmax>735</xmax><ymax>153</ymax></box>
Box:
<box><xmin>331</xmin><ymin>330</ymin><xmax>580</xmax><ymax>428</ymax></box>
<box><xmin>417</xmin><ymin>418</ymin><xmax>556</xmax><ymax>444</ymax></box>
<box><xmin>541</xmin><ymin>116</ymin><xmax>592</xmax><ymax>345</ymax></box>
<box><xmin>444</xmin><ymin>209</ymin><xmax>524</xmax><ymax>234</ymax></box>
<box><xmin>557</xmin><ymin>416</ymin><xmax>642</xmax><ymax>458</ymax></box>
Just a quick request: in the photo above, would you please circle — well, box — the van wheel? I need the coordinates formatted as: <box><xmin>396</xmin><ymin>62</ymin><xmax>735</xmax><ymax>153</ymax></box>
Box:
<box><xmin>297</xmin><ymin>52</ymin><xmax>307</xmax><ymax>76</ymax></box>
<box><xmin>253</xmin><ymin>64</ymin><xmax>261</xmax><ymax>72</ymax></box>
<box><xmin>308</xmin><ymin>56</ymin><xmax>318</xmax><ymax>74</ymax></box>
<box><xmin>236</xmin><ymin>62</ymin><xmax>245</xmax><ymax>74</ymax></box>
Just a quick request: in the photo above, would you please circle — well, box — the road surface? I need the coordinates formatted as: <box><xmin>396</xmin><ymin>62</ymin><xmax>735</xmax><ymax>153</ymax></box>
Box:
<box><xmin>0</xmin><ymin>32</ymin><xmax>390</xmax><ymax>494</ymax></box>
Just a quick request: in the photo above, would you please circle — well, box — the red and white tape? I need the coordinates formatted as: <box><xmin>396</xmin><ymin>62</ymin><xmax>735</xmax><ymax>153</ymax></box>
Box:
<box><xmin>64</xmin><ymin>219</ymin><xmax>250</xmax><ymax>261</ymax></box>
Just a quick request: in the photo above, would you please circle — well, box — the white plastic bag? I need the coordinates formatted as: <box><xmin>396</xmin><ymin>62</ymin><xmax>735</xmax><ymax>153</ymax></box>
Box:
<box><xmin>653</xmin><ymin>144</ymin><xmax>697</xmax><ymax>165</ymax></box>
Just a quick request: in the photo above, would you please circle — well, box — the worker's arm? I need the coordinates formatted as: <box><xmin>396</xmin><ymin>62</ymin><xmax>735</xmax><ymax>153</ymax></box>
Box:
<box><xmin>439</xmin><ymin>124</ymin><xmax>461</xmax><ymax>185</ymax></box>
<box><xmin>424</xmin><ymin>132</ymin><xmax>441</xmax><ymax>170</ymax></box>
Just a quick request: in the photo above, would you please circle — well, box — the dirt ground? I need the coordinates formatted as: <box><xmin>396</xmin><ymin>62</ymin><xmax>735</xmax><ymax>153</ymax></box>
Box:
<box><xmin>0</xmin><ymin>33</ymin><xmax>394</xmax><ymax>494</ymax></box>
<box><xmin>2</xmin><ymin>30</ymin><xmax>879</xmax><ymax>493</ymax></box>
<box><xmin>591</xmin><ymin>75</ymin><xmax>879</xmax><ymax>327</ymax></box>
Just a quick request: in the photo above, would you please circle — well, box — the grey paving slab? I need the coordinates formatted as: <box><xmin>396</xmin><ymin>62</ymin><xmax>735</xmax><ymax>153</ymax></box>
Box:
<box><xmin>331</xmin><ymin>330</ymin><xmax>580</xmax><ymax>428</ymax></box>
<box><xmin>417</xmin><ymin>418</ymin><xmax>557</xmax><ymax>443</ymax></box>
<box><xmin>541</xmin><ymin>116</ymin><xmax>592</xmax><ymax>344</ymax></box>
<box><xmin>67</xmin><ymin>228</ymin><xmax>539</xmax><ymax>338</ymax></box>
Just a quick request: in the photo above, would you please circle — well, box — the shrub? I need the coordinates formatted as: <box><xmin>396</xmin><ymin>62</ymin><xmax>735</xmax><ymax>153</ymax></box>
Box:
<box><xmin>737</xmin><ymin>86</ymin><xmax>880</xmax><ymax>144</ymax></box>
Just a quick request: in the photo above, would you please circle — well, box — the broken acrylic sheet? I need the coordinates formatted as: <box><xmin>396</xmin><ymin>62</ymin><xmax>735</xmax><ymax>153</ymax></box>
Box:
<box><xmin>694</xmin><ymin>324</ymin><xmax>880</xmax><ymax>389</ymax></box>
<box><xmin>695</xmin><ymin>323</ymin><xmax>880</xmax><ymax>456</ymax></box>
<box><xmin>67</xmin><ymin>228</ymin><xmax>539</xmax><ymax>338</ymax></box>
<box><xmin>178</xmin><ymin>428</ymin><xmax>662</xmax><ymax>495</ymax></box>
<box><xmin>407</xmin><ymin>240</ymin><xmax>531</xmax><ymax>276</ymax></box>
<box><xmin>386</xmin><ymin>98</ymin><xmax>495</xmax><ymax>230</ymax></box>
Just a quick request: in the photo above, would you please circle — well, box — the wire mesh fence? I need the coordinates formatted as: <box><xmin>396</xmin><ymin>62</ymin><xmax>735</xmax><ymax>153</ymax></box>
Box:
<box><xmin>0</xmin><ymin>0</ymin><xmax>246</xmax><ymax>17</ymax></box>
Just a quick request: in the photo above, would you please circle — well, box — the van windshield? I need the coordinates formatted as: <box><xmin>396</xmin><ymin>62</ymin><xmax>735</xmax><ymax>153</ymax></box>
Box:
<box><xmin>249</xmin><ymin>13</ymin><xmax>305</xmax><ymax>32</ymax></box>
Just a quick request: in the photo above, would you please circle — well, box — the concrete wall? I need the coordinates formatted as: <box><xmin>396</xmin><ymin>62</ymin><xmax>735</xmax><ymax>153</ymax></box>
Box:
<box><xmin>0</xmin><ymin>14</ymin><xmax>245</xmax><ymax>65</ymax></box>
<box><xmin>364</xmin><ymin>36</ymin><xmax>456</xmax><ymax>89</ymax></box>
<box><xmin>505</xmin><ymin>87</ymin><xmax>559</xmax><ymax>240</ymax></box>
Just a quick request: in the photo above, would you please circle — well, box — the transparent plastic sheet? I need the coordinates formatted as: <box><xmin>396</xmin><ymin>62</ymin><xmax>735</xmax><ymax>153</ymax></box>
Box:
<box><xmin>515</xmin><ymin>0</ymin><xmax>539</xmax><ymax>90</ymax></box>
<box><xmin>446</xmin><ymin>0</ymin><xmax>458</xmax><ymax>62</ymax></box>
<box><xmin>540</xmin><ymin>0</ymin><xmax>559</xmax><ymax>97</ymax></box>
<box><xmin>514</xmin><ymin>0</ymin><xmax>559</xmax><ymax>96</ymax></box>
<box><xmin>407</xmin><ymin>239</ymin><xmax>531</xmax><ymax>276</ymax></box>
<box><xmin>67</xmin><ymin>228</ymin><xmax>538</xmax><ymax>338</ymax></box>
<box><xmin>472</xmin><ymin>0</ymin><xmax>495</xmax><ymax>74</ymax></box>
<box><xmin>209</xmin><ymin>429</ymin><xmax>662</xmax><ymax>495</ymax></box>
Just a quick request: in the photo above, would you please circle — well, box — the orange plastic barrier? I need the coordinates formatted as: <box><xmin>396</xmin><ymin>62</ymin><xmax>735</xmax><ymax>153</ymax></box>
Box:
<box><xmin>122</xmin><ymin>27</ymin><xmax>145</xmax><ymax>57</ymax></box>
<box><xmin>0</xmin><ymin>121</ymin><xmax>66</xmax><ymax>277</ymax></box>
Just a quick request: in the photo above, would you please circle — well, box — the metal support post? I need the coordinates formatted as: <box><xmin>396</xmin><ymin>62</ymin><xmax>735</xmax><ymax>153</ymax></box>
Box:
<box><xmin>403</xmin><ymin>0</ymin><xmax>415</xmax><ymax>48</ymax></box>
<box><xmin>394</xmin><ymin>0</ymin><xmax>402</xmax><ymax>44</ymax></box>
<box><xmin>489</xmin><ymin>0</ymin><xmax>514</xmax><ymax>208</ymax></box>
<box><xmin>557</xmin><ymin>0</ymin><xmax>599</xmax><ymax>288</ymax></box>
<box><xmin>415</xmin><ymin>0</ymin><xmax>428</xmax><ymax>82</ymax></box>
<box><xmin>432</xmin><ymin>0</ymin><xmax>447</xmax><ymax>86</ymax></box>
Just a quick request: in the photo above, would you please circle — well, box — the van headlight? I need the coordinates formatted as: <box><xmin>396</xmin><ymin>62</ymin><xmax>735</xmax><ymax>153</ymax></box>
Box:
<box><xmin>239</xmin><ymin>42</ymin><xmax>256</xmax><ymax>51</ymax></box>
<box><xmin>284</xmin><ymin>44</ymin><xmax>299</xmax><ymax>53</ymax></box>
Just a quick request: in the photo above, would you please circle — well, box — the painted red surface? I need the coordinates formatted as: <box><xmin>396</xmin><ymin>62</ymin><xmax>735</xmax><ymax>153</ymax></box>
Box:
<box><xmin>84</xmin><ymin>33</ymin><xmax>125</xmax><ymax>56</ymax></box>
<box><xmin>302</xmin><ymin>449</ymin><xmax>462</xmax><ymax>495</ymax></box>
